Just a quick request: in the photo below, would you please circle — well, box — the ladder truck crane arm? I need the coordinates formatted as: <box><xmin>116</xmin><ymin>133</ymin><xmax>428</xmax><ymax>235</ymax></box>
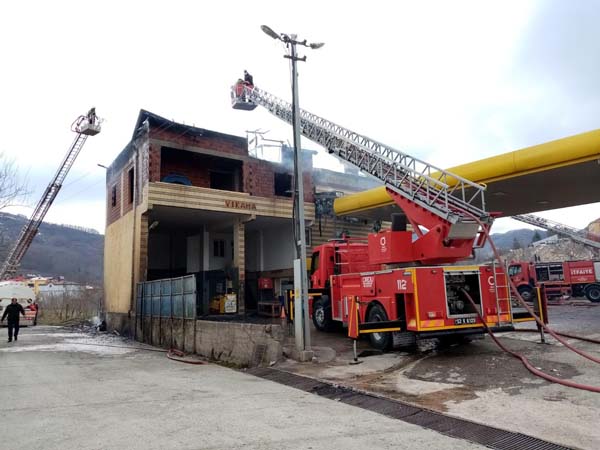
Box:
<box><xmin>231</xmin><ymin>82</ymin><xmax>493</xmax><ymax>264</ymax></box>
<box><xmin>0</xmin><ymin>109</ymin><xmax>101</xmax><ymax>280</ymax></box>
<box><xmin>512</xmin><ymin>213</ymin><xmax>600</xmax><ymax>250</ymax></box>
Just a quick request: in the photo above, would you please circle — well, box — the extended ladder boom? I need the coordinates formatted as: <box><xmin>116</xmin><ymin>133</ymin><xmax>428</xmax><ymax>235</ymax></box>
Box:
<box><xmin>233</xmin><ymin>85</ymin><xmax>489</xmax><ymax>222</ymax></box>
<box><xmin>0</xmin><ymin>111</ymin><xmax>101</xmax><ymax>280</ymax></box>
<box><xmin>513</xmin><ymin>214</ymin><xmax>600</xmax><ymax>250</ymax></box>
<box><xmin>232</xmin><ymin>84</ymin><xmax>491</xmax><ymax>261</ymax></box>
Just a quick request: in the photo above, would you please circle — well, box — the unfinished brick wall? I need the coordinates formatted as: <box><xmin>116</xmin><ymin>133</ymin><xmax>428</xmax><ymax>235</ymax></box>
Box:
<box><xmin>148</xmin><ymin>143</ymin><xmax>161</xmax><ymax>182</ymax></box>
<box><xmin>159</xmin><ymin>148</ymin><xmax>244</xmax><ymax>190</ymax></box>
<box><xmin>149</xmin><ymin>128</ymin><xmax>247</xmax><ymax>158</ymax></box>
<box><xmin>160</xmin><ymin>152</ymin><xmax>211</xmax><ymax>188</ymax></box>
<box><xmin>244</xmin><ymin>160</ymin><xmax>274</xmax><ymax>197</ymax></box>
<box><xmin>146</xmin><ymin>123</ymin><xmax>314</xmax><ymax>201</ymax></box>
<box><xmin>243</xmin><ymin>159</ymin><xmax>314</xmax><ymax>201</ymax></box>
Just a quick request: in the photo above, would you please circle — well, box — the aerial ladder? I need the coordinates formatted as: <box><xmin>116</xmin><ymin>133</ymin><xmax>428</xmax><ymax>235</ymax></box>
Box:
<box><xmin>512</xmin><ymin>214</ymin><xmax>600</xmax><ymax>251</ymax></box>
<box><xmin>0</xmin><ymin>110</ymin><xmax>101</xmax><ymax>280</ymax></box>
<box><xmin>232</xmin><ymin>81</ymin><xmax>527</xmax><ymax>348</ymax></box>
<box><xmin>232</xmin><ymin>81</ymin><xmax>600</xmax><ymax>393</ymax></box>
<box><xmin>232</xmin><ymin>83</ymin><xmax>492</xmax><ymax>263</ymax></box>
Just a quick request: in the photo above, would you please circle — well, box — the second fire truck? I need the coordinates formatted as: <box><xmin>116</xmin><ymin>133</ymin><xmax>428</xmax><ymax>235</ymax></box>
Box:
<box><xmin>509</xmin><ymin>260</ymin><xmax>600</xmax><ymax>302</ymax></box>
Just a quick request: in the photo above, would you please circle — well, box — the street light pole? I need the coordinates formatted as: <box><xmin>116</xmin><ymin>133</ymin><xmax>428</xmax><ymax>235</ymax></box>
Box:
<box><xmin>261</xmin><ymin>26</ymin><xmax>324</xmax><ymax>359</ymax></box>
<box><xmin>288</xmin><ymin>36</ymin><xmax>312</xmax><ymax>354</ymax></box>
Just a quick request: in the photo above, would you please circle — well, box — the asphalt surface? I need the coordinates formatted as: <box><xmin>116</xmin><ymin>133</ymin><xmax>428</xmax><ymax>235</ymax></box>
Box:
<box><xmin>280</xmin><ymin>303</ymin><xmax>600</xmax><ymax>449</ymax></box>
<box><xmin>0</xmin><ymin>326</ymin><xmax>484</xmax><ymax>450</ymax></box>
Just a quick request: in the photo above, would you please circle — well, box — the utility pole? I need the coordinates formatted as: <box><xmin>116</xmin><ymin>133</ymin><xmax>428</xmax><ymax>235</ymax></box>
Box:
<box><xmin>261</xmin><ymin>25</ymin><xmax>324</xmax><ymax>360</ymax></box>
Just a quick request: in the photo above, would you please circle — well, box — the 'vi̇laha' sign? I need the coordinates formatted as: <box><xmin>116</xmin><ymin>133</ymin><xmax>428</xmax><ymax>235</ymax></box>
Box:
<box><xmin>224</xmin><ymin>200</ymin><xmax>257</xmax><ymax>211</ymax></box>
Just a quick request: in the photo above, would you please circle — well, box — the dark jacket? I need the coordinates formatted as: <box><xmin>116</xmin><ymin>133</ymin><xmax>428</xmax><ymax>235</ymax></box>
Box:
<box><xmin>1</xmin><ymin>303</ymin><xmax>25</xmax><ymax>322</ymax></box>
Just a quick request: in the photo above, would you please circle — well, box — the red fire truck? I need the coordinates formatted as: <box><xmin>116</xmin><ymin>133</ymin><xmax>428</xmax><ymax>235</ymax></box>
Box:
<box><xmin>308</xmin><ymin>217</ymin><xmax>527</xmax><ymax>350</ymax></box>
<box><xmin>231</xmin><ymin>82</ymin><xmax>538</xmax><ymax>350</ymax></box>
<box><xmin>508</xmin><ymin>260</ymin><xmax>600</xmax><ymax>302</ymax></box>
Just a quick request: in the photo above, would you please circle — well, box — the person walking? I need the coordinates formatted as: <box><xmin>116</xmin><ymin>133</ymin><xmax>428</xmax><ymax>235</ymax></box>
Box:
<box><xmin>1</xmin><ymin>298</ymin><xmax>26</xmax><ymax>342</ymax></box>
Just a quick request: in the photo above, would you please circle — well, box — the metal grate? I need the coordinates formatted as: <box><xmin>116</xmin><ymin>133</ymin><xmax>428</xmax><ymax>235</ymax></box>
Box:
<box><xmin>247</xmin><ymin>368</ymin><xmax>571</xmax><ymax>450</ymax></box>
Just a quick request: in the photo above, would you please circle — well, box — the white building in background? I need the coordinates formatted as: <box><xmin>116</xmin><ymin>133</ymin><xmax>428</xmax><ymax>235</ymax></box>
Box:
<box><xmin>531</xmin><ymin>234</ymin><xmax>560</xmax><ymax>247</ymax></box>
<box><xmin>38</xmin><ymin>282</ymin><xmax>86</xmax><ymax>300</ymax></box>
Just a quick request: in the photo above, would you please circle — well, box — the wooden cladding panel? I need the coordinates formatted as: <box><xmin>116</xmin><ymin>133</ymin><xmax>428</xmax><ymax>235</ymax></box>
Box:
<box><xmin>147</xmin><ymin>182</ymin><xmax>315</xmax><ymax>220</ymax></box>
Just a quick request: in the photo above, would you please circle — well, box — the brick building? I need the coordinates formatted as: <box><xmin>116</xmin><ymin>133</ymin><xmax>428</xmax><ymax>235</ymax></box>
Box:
<box><xmin>104</xmin><ymin>110</ymin><xmax>381</xmax><ymax>333</ymax></box>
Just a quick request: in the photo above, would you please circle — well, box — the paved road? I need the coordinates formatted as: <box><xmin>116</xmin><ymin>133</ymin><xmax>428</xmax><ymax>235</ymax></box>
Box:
<box><xmin>0</xmin><ymin>327</ymin><xmax>483</xmax><ymax>450</ymax></box>
<box><xmin>281</xmin><ymin>303</ymin><xmax>600</xmax><ymax>449</ymax></box>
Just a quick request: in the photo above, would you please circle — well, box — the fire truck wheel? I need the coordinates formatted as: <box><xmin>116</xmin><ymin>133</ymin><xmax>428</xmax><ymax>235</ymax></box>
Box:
<box><xmin>312</xmin><ymin>297</ymin><xmax>334</xmax><ymax>331</ymax></box>
<box><xmin>585</xmin><ymin>285</ymin><xmax>600</xmax><ymax>303</ymax></box>
<box><xmin>367</xmin><ymin>304</ymin><xmax>392</xmax><ymax>351</ymax></box>
<box><xmin>517</xmin><ymin>285</ymin><xmax>535</xmax><ymax>303</ymax></box>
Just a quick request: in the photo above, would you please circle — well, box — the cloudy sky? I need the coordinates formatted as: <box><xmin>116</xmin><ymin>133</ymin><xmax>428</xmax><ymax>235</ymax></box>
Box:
<box><xmin>0</xmin><ymin>0</ymin><xmax>599</xmax><ymax>233</ymax></box>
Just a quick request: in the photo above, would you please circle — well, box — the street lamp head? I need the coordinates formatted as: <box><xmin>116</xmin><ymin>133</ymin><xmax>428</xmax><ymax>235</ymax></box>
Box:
<box><xmin>309</xmin><ymin>42</ymin><xmax>325</xmax><ymax>50</ymax></box>
<box><xmin>261</xmin><ymin>25</ymin><xmax>280</xmax><ymax>40</ymax></box>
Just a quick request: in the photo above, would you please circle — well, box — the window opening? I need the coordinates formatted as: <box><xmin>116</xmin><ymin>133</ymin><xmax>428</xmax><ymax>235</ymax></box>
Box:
<box><xmin>128</xmin><ymin>168</ymin><xmax>134</xmax><ymax>204</ymax></box>
<box><xmin>213</xmin><ymin>239</ymin><xmax>225</xmax><ymax>257</ymax></box>
<box><xmin>274</xmin><ymin>172</ymin><xmax>292</xmax><ymax>197</ymax></box>
<box><xmin>210</xmin><ymin>171</ymin><xmax>235</xmax><ymax>191</ymax></box>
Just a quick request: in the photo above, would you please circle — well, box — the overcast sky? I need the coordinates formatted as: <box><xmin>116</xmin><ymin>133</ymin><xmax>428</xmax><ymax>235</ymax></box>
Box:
<box><xmin>1</xmin><ymin>0</ymin><xmax>599</xmax><ymax>234</ymax></box>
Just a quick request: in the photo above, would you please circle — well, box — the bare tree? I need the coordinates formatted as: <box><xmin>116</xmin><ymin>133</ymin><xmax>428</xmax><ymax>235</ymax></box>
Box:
<box><xmin>0</xmin><ymin>153</ymin><xmax>28</xmax><ymax>261</ymax></box>
<box><xmin>0</xmin><ymin>153</ymin><xmax>28</xmax><ymax>211</ymax></box>
<box><xmin>38</xmin><ymin>288</ymin><xmax>104</xmax><ymax>325</ymax></box>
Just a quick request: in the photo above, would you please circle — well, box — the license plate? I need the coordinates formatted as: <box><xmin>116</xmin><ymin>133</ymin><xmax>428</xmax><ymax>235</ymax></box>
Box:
<box><xmin>454</xmin><ymin>317</ymin><xmax>476</xmax><ymax>325</ymax></box>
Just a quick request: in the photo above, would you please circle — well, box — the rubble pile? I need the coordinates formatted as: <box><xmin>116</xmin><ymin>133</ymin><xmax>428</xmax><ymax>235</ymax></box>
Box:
<box><xmin>506</xmin><ymin>238</ymin><xmax>599</xmax><ymax>262</ymax></box>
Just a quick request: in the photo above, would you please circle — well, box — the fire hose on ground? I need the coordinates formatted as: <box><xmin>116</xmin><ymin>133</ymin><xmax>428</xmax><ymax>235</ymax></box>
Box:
<box><xmin>58</xmin><ymin>340</ymin><xmax>205</xmax><ymax>365</ymax></box>
<box><xmin>461</xmin><ymin>212</ymin><xmax>600</xmax><ymax>393</ymax></box>
<box><xmin>166</xmin><ymin>348</ymin><xmax>206</xmax><ymax>365</ymax></box>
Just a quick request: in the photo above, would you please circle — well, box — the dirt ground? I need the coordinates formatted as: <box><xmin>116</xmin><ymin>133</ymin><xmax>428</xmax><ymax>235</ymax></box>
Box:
<box><xmin>277</xmin><ymin>302</ymin><xmax>600</xmax><ymax>450</ymax></box>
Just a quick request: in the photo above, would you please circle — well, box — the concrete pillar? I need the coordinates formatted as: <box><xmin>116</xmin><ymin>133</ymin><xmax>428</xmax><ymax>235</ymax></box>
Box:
<box><xmin>138</xmin><ymin>212</ymin><xmax>149</xmax><ymax>283</ymax></box>
<box><xmin>201</xmin><ymin>228</ymin><xmax>210</xmax><ymax>314</ymax></box>
<box><xmin>202</xmin><ymin>228</ymin><xmax>210</xmax><ymax>271</ymax></box>
<box><xmin>233</xmin><ymin>218</ymin><xmax>245</xmax><ymax>314</ymax></box>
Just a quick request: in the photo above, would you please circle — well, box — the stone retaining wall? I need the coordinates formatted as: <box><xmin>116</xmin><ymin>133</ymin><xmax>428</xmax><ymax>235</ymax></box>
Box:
<box><xmin>136</xmin><ymin>316</ymin><xmax>284</xmax><ymax>367</ymax></box>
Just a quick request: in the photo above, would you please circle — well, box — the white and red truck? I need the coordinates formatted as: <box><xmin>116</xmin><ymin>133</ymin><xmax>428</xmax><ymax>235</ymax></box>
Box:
<box><xmin>0</xmin><ymin>281</ymin><xmax>37</xmax><ymax>326</ymax></box>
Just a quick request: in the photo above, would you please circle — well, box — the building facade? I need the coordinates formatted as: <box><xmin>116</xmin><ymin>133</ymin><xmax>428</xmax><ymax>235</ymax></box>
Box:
<box><xmin>104</xmin><ymin>110</ymin><xmax>382</xmax><ymax>333</ymax></box>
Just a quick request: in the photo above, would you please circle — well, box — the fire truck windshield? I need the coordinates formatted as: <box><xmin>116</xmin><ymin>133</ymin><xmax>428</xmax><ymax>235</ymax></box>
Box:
<box><xmin>508</xmin><ymin>265</ymin><xmax>522</xmax><ymax>276</ymax></box>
